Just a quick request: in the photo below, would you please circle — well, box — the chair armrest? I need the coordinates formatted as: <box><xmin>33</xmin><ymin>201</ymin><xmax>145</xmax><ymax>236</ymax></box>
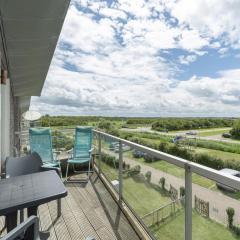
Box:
<box><xmin>67</xmin><ymin>148</ymin><xmax>73</xmax><ymax>159</ymax></box>
<box><xmin>66</xmin><ymin>148</ymin><xmax>73</xmax><ymax>154</ymax></box>
<box><xmin>41</xmin><ymin>166</ymin><xmax>61</xmax><ymax>177</ymax></box>
<box><xmin>89</xmin><ymin>147</ymin><xmax>94</xmax><ymax>153</ymax></box>
<box><xmin>2</xmin><ymin>216</ymin><xmax>40</xmax><ymax>240</ymax></box>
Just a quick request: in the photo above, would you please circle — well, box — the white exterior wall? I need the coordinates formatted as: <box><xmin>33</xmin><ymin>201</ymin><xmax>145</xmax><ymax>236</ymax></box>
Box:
<box><xmin>0</xmin><ymin>78</ymin><xmax>11</xmax><ymax>174</ymax></box>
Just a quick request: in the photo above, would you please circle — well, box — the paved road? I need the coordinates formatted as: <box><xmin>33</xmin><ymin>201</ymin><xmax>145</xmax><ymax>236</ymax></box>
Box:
<box><xmin>103</xmin><ymin>149</ymin><xmax>240</xmax><ymax>226</ymax></box>
<box><xmin>121</xmin><ymin>127</ymin><xmax>240</xmax><ymax>145</ymax></box>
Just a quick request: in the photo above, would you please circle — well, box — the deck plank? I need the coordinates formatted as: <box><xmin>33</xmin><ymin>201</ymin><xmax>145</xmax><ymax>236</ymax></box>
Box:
<box><xmin>0</xmin><ymin>216</ymin><xmax>6</xmax><ymax>237</ymax></box>
<box><xmin>47</xmin><ymin>200</ymin><xmax>72</xmax><ymax>240</ymax></box>
<box><xmin>0</xmin><ymin>174</ymin><xmax>140</xmax><ymax>240</ymax></box>
<box><xmin>38</xmin><ymin>203</ymin><xmax>57</xmax><ymax>240</ymax></box>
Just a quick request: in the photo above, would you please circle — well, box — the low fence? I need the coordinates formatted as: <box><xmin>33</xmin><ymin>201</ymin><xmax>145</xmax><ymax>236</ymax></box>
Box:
<box><xmin>141</xmin><ymin>197</ymin><xmax>184</xmax><ymax>227</ymax></box>
<box><xmin>194</xmin><ymin>195</ymin><xmax>209</xmax><ymax>218</ymax></box>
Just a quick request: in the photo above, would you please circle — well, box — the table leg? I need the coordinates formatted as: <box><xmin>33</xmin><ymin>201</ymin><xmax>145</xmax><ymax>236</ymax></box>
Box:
<box><xmin>5</xmin><ymin>211</ymin><xmax>17</xmax><ymax>232</ymax></box>
<box><xmin>57</xmin><ymin>199</ymin><xmax>61</xmax><ymax>217</ymax></box>
<box><xmin>25</xmin><ymin>206</ymin><xmax>38</xmax><ymax>240</ymax></box>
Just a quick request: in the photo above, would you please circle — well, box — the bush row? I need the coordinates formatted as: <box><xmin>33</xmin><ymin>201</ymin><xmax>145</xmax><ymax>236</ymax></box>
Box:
<box><xmin>188</xmin><ymin>139</ymin><xmax>240</xmax><ymax>154</ymax></box>
<box><xmin>128</xmin><ymin>136</ymin><xmax>240</xmax><ymax>171</ymax></box>
<box><xmin>152</xmin><ymin>118</ymin><xmax>234</xmax><ymax>131</ymax></box>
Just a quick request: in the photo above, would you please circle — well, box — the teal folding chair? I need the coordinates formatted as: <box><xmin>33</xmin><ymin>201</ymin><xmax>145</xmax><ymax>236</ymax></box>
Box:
<box><xmin>29</xmin><ymin>128</ymin><xmax>62</xmax><ymax>178</ymax></box>
<box><xmin>66</xmin><ymin>127</ymin><xmax>94</xmax><ymax>182</ymax></box>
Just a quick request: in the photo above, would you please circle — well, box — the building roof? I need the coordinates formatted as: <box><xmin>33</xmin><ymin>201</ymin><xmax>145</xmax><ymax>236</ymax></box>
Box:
<box><xmin>0</xmin><ymin>0</ymin><xmax>70</xmax><ymax>110</ymax></box>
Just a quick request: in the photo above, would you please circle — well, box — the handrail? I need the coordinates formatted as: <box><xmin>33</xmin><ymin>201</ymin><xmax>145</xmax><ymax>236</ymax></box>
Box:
<box><xmin>93</xmin><ymin>129</ymin><xmax>240</xmax><ymax>191</ymax></box>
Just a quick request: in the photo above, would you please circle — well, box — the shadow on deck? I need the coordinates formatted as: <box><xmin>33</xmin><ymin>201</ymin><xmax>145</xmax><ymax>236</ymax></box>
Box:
<box><xmin>1</xmin><ymin>172</ymin><xmax>141</xmax><ymax>240</ymax></box>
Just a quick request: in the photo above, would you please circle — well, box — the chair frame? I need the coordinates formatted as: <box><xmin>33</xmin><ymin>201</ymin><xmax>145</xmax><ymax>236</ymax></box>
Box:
<box><xmin>29</xmin><ymin>127</ymin><xmax>62</xmax><ymax>178</ymax></box>
<box><xmin>65</xmin><ymin>127</ymin><xmax>94</xmax><ymax>183</ymax></box>
<box><xmin>1</xmin><ymin>216</ymin><xmax>41</xmax><ymax>240</ymax></box>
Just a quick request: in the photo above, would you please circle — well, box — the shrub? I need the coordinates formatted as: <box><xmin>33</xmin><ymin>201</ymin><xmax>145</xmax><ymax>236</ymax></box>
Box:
<box><xmin>159</xmin><ymin>177</ymin><xmax>166</xmax><ymax>190</ymax></box>
<box><xmin>145</xmin><ymin>171</ymin><xmax>152</xmax><ymax>182</ymax></box>
<box><xmin>180</xmin><ymin>186</ymin><xmax>185</xmax><ymax>197</ymax></box>
<box><xmin>226</xmin><ymin>207</ymin><xmax>235</xmax><ymax>229</ymax></box>
<box><xmin>128</xmin><ymin>165</ymin><xmax>141</xmax><ymax>176</ymax></box>
<box><xmin>143</xmin><ymin>154</ymin><xmax>159</xmax><ymax>163</ymax></box>
<box><xmin>230</xmin><ymin>120</ymin><xmax>240</xmax><ymax>139</ymax></box>
<box><xmin>194</xmin><ymin>154</ymin><xmax>224</xmax><ymax>170</ymax></box>
<box><xmin>231</xmin><ymin>225</ymin><xmax>240</xmax><ymax>236</ymax></box>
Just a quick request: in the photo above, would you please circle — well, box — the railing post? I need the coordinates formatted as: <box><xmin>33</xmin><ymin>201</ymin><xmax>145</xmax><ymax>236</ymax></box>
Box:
<box><xmin>118</xmin><ymin>140</ymin><xmax>123</xmax><ymax>204</ymax></box>
<box><xmin>98</xmin><ymin>132</ymin><xmax>102</xmax><ymax>174</ymax></box>
<box><xmin>185</xmin><ymin>163</ymin><xmax>192</xmax><ymax>240</ymax></box>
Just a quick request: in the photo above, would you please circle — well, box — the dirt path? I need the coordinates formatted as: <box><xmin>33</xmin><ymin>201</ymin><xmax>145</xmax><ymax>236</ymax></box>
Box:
<box><xmin>103</xmin><ymin>149</ymin><xmax>240</xmax><ymax>226</ymax></box>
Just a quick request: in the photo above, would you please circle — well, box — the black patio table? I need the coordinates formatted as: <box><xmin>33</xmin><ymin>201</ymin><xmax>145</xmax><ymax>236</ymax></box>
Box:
<box><xmin>0</xmin><ymin>170</ymin><xmax>67</xmax><ymax>237</ymax></box>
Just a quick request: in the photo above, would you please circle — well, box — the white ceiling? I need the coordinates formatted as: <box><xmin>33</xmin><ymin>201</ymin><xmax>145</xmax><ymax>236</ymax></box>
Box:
<box><xmin>0</xmin><ymin>0</ymin><xmax>70</xmax><ymax>98</ymax></box>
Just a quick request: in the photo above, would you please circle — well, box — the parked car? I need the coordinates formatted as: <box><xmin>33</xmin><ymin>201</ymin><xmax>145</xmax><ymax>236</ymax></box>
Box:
<box><xmin>114</xmin><ymin>143</ymin><xmax>131</xmax><ymax>153</ymax></box>
<box><xmin>172</xmin><ymin>135</ymin><xmax>184</xmax><ymax>143</ymax></box>
<box><xmin>216</xmin><ymin>168</ymin><xmax>240</xmax><ymax>192</ymax></box>
<box><xmin>186</xmin><ymin>131</ymin><xmax>198</xmax><ymax>135</ymax></box>
<box><xmin>132</xmin><ymin>150</ymin><xmax>147</xmax><ymax>158</ymax></box>
<box><xmin>109</xmin><ymin>142</ymin><xmax>119</xmax><ymax>151</ymax></box>
<box><xmin>222</xmin><ymin>133</ymin><xmax>231</xmax><ymax>138</ymax></box>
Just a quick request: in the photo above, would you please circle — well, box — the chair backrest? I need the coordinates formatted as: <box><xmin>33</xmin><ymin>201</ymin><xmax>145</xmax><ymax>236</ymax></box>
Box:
<box><xmin>29</xmin><ymin>127</ymin><xmax>54</xmax><ymax>163</ymax></box>
<box><xmin>5</xmin><ymin>152</ymin><xmax>43</xmax><ymax>177</ymax></box>
<box><xmin>73</xmin><ymin>127</ymin><xmax>93</xmax><ymax>159</ymax></box>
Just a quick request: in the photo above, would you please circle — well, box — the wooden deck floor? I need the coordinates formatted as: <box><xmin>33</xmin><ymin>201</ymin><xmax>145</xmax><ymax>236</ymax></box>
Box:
<box><xmin>0</xmin><ymin>173</ymin><xmax>140</xmax><ymax>240</ymax></box>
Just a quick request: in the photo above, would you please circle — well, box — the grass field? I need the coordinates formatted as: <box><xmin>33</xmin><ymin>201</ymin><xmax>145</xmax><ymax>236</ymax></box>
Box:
<box><xmin>151</xmin><ymin>210</ymin><xmax>240</xmax><ymax>240</ymax></box>
<box><xmin>169</xmin><ymin>127</ymin><xmax>231</xmax><ymax>134</ymax></box>
<box><xmin>123</xmin><ymin>176</ymin><xmax>171</xmax><ymax>216</ymax></box>
<box><xmin>124</xmin><ymin>151</ymin><xmax>215</xmax><ymax>189</ymax></box>
<box><xmin>100</xmin><ymin>161</ymin><xmax>238</xmax><ymax>240</ymax></box>
<box><xmin>100</xmin><ymin>161</ymin><xmax>171</xmax><ymax>216</ymax></box>
<box><xmin>198</xmin><ymin>129</ymin><xmax>230</xmax><ymax>137</ymax></box>
<box><xmin>194</xmin><ymin>147</ymin><xmax>240</xmax><ymax>162</ymax></box>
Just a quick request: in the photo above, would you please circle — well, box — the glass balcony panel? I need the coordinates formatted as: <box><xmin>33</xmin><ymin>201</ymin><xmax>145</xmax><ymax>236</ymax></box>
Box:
<box><xmin>191</xmin><ymin>172</ymin><xmax>239</xmax><ymax>240</ymax></box>
<box><xmin>122</xmin><ymin>149</ymin><xmax>185</xmax><ymax>240</ymax></box>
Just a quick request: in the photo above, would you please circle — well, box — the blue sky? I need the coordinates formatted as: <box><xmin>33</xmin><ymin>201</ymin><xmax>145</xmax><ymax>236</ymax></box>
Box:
<box><xmin>31</xmin><ymin>0</ymin><xmax>240</xmax><ymax>117</ymax></box>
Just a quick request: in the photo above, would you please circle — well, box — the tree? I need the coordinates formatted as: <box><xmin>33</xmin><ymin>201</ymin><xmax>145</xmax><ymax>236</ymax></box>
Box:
<box><xmin>226</xmin><ymin>207</ymin><xmax>235</xmax><ymax>229</ymax></box>
<box><xmin>98</xmin><ymin>118</ymin><xmax>112</xmax><ymax>131</ymax></box>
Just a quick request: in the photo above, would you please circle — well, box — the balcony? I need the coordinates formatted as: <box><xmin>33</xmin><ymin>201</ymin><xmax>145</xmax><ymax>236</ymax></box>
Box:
<box><xmin>4</xmin><ymin>128</ymin><xmax>240</xmax><ymax>240</ymax></box>
<box><xmin>0</xmin><ymin>171</ymin><xmax>142</xmax><ymax>240</ymax></box>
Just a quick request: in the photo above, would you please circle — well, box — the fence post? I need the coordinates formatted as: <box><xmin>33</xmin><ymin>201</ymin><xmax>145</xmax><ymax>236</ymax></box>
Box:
<box><xmin>118</xmin><ymin>141</ymin><xmax>123</xmax><ymax>204</ymax></box>
<box><xmin>185</xmin><ymin>163</ymin><xmax>192</xmax><ymax>240</ymax></box>
<box><xmin>98</xmin><ymin>132</ymin><xmax>102</xmax><ymax>174</ymax></box>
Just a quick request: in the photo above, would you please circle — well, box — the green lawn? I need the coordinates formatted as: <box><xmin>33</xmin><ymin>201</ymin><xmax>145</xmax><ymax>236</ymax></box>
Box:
<box><xmin>194</xmin><ymin>147</ymin><xmax>240</xmax><ymax>162</ymax></box>
<box><xmin>169</xmin><ymin>127</ymin><xmax>231</xmax><ymax>134</ymax></box>
<box><xmin>151</xmin><ymin>210</ymin><xmax>240</xmax><ymax>240</ymax></box>
<box><xmin>124</xmin><ymin>153</ymin><xmax>215</xmax><ymax>189</ymax></box>
<box><xmin>101</xmin><ymin>161</ymin><xmax>237</xmax><ymax>240</ymax></box>
<box><xmin>100</xmin><ymin>161</ymin><xmax>171</xmax><ymax>216</ymax></box>
<box><xmin>123</xmin><ymin>175</ymin><xmax>171</xmax><ymax>216</ymax></box>
<box><xmin>198</xmin><ymin>129</ymin><xmax>230</xmax><ymax>137</ymax></box>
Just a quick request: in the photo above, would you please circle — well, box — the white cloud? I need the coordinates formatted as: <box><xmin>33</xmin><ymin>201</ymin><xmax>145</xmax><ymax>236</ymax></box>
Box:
<box><xmin>30</xmin><ymin>0</ymin><xmax>240</xmax><ymax>117</ymax></box>
<box><xmin>179</xmin><ymin>55</ymin><xmax>197</xmax><ymax>65</ymax></box>
<box><xmin>168</xmin><ymin>0</ymin><xmax>240</xmax><ymax>50</ymax></box>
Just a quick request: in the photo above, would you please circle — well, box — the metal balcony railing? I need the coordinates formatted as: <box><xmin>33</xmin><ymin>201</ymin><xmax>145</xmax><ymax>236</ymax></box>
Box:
<box><xmin>18</xmin><ymin>127</ymin><xmax>240</xmax><ymax>240</ymax></box>
<box><xmin>93</xmin><ymin>129</ymin><xmax>240</xmax><ymax>240</ymax></box>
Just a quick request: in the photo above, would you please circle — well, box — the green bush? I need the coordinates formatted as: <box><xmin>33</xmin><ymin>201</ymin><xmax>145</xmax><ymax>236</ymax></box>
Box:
<box><xmin>159</xmin><ymin>177</ymin><xmax>166</xmax><ymax>190</ymax></box>
<box><xmin>145</xmin><ymin>171</ymin><xmax>152</xmax><ymax>182</ymax></box>
<box><xmin>180</xmin><ymin>186</ymin><xmax>185</xmax><ymax>197</ymax></box>
<box><xmin>52</xmin><ymin>130</ymin><xmax>73</xmax><ymax>150</ymax></box>
<box><xmin>128</xmin><ymin>165</ymin><xmax>141</xmax><ymax>176</ymax></box>
<box><xmin>230</xmin><ymin>120</ymin><xmax>240</xmax><ymax>139</ymax></box>
<box><xmin>152</xmin><ymin>118</ymin><xmax>233</xmax><ymax>131</ymax></box>
<box><xmin>193</xmin><ymin>154</ymin><xmax>224</xmax><ymax>170</ymax></box>
<box><xmin>226</xmin><ymin>207</ymin><xmax>235</xmax><ymax>229</ymax></box>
